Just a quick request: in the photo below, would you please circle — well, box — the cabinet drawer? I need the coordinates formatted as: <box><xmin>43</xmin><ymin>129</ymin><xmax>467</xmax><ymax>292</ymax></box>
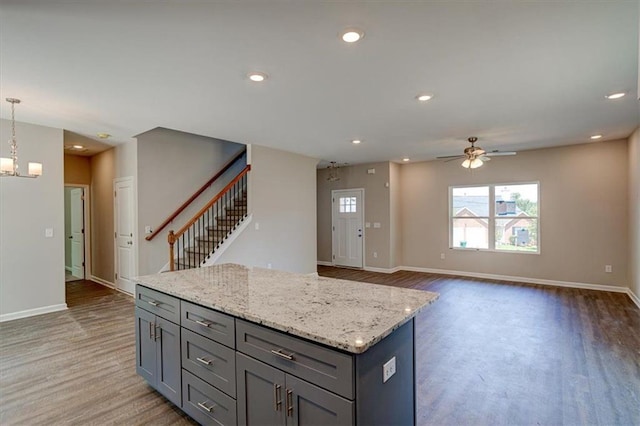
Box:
<box><xmin>182</xmin><ymin>328</ymin><xmax>236</xmax><ymax>398</ymax></box>
<box><xmin>181</xmin><ymin>301</ymin><xmax>235</xmax><ymax>348</ymax></box>
<box><xmin>182</xmin><ymin>370</ymin><xmax>237</xmax><ymax>426</ymax></box>
<box><xmin>236</xmin><ymin>319</ymin><xmax>354</xmax><ymax>400</ymax></box>
<box><xmin>135</xmin><ymin>285</ymin><xmax>180</xmax><ymax>324</ymax></box>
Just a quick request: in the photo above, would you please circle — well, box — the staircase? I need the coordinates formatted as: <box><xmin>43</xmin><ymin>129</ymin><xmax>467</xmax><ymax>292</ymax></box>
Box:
<box><xmin>176</xmin><ymin>190</ymin><xmax>248</xmax><ymax>270</ymax></box>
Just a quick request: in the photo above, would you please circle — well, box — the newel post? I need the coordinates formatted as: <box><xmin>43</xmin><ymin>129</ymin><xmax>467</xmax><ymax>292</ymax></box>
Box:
<box><xmin>168</xmin><ymin>230</ymin><xmax>176</xmax><ymax>271</ymax></box>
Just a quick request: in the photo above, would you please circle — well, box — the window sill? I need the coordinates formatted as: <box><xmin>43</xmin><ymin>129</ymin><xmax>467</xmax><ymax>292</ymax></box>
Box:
<box><xmin>450</xmin><ymin>247</ymin><xmax>540</xmax><ymax>255</ymax></box>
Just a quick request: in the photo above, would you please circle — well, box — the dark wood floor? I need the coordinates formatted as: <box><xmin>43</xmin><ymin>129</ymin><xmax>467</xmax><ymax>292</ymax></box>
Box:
<box><xmin>1</xmin><ymin>270</ymin><xmax>638</xmax><ymax>425</ymax></box>
<box><xmin>318</xmin><ymin>266</ymin><xmax>640</xmax><ymax>426</ymax></box>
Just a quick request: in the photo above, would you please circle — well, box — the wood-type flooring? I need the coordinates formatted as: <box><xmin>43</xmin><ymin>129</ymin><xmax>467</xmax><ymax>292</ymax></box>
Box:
<box><xmin>1</xmin><ymin>270</ymin><xmax>638</xmax><ymax>425</ymax></box>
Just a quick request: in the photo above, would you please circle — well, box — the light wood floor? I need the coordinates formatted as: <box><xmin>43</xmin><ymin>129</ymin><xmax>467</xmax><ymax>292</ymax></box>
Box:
<box><xmin>1</xmin><ymin>271</ymin><xmax>638</xmax><ymax>425</ymax></box>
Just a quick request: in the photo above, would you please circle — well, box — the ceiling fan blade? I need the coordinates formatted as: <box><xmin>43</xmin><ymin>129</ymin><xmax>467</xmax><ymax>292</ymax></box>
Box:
<box><xmin>437</xmin><ymin>155</ymin><xmax>465</xmax><ymax>159</ymax></box>
<box><xmin>444</xmin><ymin>157</ymin><xmax>465</xmax><ymax>163</ymax></box>
<box><xmin>484</xmin><ymin>151</ymin><xmax>517</xmax><ymax>157</ymax></box>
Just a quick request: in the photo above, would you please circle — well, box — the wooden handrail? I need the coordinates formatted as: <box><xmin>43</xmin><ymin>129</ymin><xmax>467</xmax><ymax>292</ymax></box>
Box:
<box><xmin>173</xmin><ymin>165</ymin><xmax>251</xmax><ymax>239</ymax></box>
<box><xmin>146</xmin><ymin>147</ymin><xmax>246</xmax><ymax>241</ymax></box>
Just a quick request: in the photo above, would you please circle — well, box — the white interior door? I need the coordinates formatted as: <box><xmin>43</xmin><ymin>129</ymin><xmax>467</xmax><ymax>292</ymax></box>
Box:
<box><xmin>70</xmin><ymin>188</ymin><xmax>85</xmax><ymax>279</ymax></box>
<box><xmin>332</xmin><ymin>189</ymin><xmax>364</xmax><ymax>268</ymax></box>
<box><xmin>115</xmin><ymin>177</ymin><xmax>136</xmax><ymax>294</ymax></box>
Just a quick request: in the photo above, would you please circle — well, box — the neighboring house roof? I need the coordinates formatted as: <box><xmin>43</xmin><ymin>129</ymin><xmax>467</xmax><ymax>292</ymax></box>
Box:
<box><xmin>453</xmin><ymin>196</ymin><xmax>490</xmax><ymax>217</ymax></box>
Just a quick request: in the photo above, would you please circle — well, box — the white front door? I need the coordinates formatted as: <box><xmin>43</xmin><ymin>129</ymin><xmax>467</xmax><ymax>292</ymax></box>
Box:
<box><xmin>70</xmin><ymin>188</ymin><xmax>85</xmax><ymax>279</ymax></box>
<box><xmin>114</xmin><ymin>177</ymin><xmax>136</xmax><ymax>294</ymax></box>
<box><xmin>332</xmin><ymin>189</ymin><xmax>364</xmax><ymax>268</ymax></box>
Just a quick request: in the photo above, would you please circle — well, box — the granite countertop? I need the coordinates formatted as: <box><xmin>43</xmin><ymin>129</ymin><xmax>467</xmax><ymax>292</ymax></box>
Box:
<box><xmin>135</xmin><ymin>263</ymin><xmax>438</xmax><ymax>354</ymax></box>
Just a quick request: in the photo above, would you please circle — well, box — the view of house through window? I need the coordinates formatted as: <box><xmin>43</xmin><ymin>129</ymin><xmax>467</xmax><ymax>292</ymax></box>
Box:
<box><xmin>450</xmin><ymin>183</ymin><xmax>539</xmax><ymax>252</ymax></box>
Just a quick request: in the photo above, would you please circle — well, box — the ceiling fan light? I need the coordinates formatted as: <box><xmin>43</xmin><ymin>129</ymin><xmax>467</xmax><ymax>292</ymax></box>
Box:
<box><xmin>470</xmin><ymin>158</ymin><xmax>483</xmax><ymax>169</ymax></box>
<box><xmin>461</xmin><ymin>159</ymin><xmax>471</xmax><ymax>168</ymax></box>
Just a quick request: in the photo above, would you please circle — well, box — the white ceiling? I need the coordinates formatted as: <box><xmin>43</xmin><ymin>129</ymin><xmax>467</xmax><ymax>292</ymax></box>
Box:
<box><xmin>1</xmin><ymin>1</ymin><xmax>638</xmax><ymax>165</ymax></box>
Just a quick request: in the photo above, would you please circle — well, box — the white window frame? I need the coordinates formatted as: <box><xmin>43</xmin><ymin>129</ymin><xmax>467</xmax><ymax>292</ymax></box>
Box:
<box><xmin>449</xmin><ymin>181</ymin><xmax>540</xmax><ymax>254</ymax></box>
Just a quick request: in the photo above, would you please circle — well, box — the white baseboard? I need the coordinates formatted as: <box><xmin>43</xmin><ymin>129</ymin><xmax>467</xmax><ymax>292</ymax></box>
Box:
<box><xmin>90</xmin><ymin>275</ymin><xmax>115</xmax><ymax>289</ymax></box>
<box><xmin>628</xmin><ymin>289</ymin><xmax>640</xmax><ymax>309</ymax></box>
<box><xmin>318</xmin><ymin>261</ymin><xmax>636</xmax><ymax>300</ymax></box>
<box><xmin>65</xmin><ymin>266</ymin><xmax>72</xmax><ymax>272</ymax></box>
<box><xmin>364</xmin><ymin>266</ymin><xmax>402</xmax><ymax>274</ymax></box>
<box><xmin>317</xmin><ymin>261</ymin><xmax>333</xmax><ymax>267</ymax></box>
<box><xmin>400</xmin><ymin>265</ymin><xmax>629</xmax><ymax>293</ymax></box>
<box><xmin>0</xmin><ymin>303</ymin><xmax>68</xmax><ymax>322</ymax></box>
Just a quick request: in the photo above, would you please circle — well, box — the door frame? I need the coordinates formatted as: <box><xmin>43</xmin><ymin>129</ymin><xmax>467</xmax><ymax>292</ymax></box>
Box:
<box><xmin>331</xmin><ymin>188</ymin><xmax>365</xmax><ymax>268</ymax></box>
<box><xmin>64</xmin><ymin>184</ymin><xmax>91</xmax><ymax>281</ymax></box>
<box><xmin>114</xmin><ymin>176</ymin><xmax>138</xmax><ymax>294</ymax></box>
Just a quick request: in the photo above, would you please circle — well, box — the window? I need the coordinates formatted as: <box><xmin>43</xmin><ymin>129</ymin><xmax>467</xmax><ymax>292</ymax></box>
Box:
<box><xmin>450</xmin><ymin>183</ymin><xmax>539</xmax><ymax>253</ymax></box>
<box><xmin>339</xmin><ymin>197</ymin><xmax>357</xmax><ymax>213</ymax></box>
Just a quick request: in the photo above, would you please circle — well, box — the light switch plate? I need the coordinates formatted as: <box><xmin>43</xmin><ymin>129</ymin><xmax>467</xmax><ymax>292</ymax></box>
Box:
<box><xmin>45</xmin><ymin>228</ymin><xmax>54</xmax><ymax>238</ymax></box>
<box><xmin>383</xmin><ymin>356</ymin><xmax>396</xmax><ymax>383</ymax></box>
<box><xmin>373</xmin><ymin>222</ymin><xmax>381</xmax><ymax>228</ymax></box>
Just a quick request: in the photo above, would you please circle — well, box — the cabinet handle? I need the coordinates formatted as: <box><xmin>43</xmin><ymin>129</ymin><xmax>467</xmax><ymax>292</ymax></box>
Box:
<box><xmin>195</xmin><ymin>319</ymin><xmax>212</xmax><ymax>328</ymax></box>
<box><xmin>286</xmin><ymin>389</ymin><xmax>293</xmax><ymax>417</ymax></box>
<box><xmin>273</xmin><ymin>384</ymin><xmax>282</xmax><ymax>411</ymax></box>
<box><xmin>154</xmin><ymin>324</ymin><xmax>160</xmax><ymax>341</ymax></box>
<box><xmin>149</xmin><ymin>322</ymin><xmax>155</xmax><ymax>339</ymax></box>
<box><xmin>147</xmin><ymin>300</ymin><xmax>159</xmax><ymax>307</ymax></box>
<box><xmin>196</xmin><ymin>357</ymin><xmax>213</xmax><ymax>366</ymax></box>
<box><xmin>197</xmin><ymin>401</ymin><xmax>214</xmax><ymax>413</ymax></box>
<box><xmin>270</xmin><ymin>349</ymin><xmax>295</xmax><ymax>361</ymax></box>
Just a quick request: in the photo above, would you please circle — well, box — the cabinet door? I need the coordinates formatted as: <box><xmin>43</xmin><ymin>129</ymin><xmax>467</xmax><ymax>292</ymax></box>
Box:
<box><xmin>156</xmin><ymin>317</ymin><xmax>182</xmax><ymax>406</ymax></box>
<box><xmin>286</xmin><ymin>375</ymin><xmax>354</xmax><ymax>426</ymax></box>
<box><xmin>237</xmin><ymin>353</ymin><xmax>286</xmax><ymax>426</ymax></box>
<box><xmin>135</xmin><ymin>307</ymin><xmax>156</xmax><ymax>386</ymax></box>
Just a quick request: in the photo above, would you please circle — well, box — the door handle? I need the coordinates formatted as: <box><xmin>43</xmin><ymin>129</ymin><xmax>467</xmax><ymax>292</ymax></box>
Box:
<box><xmin>68</xmin><ymin>236</ymin><xmax>73</xmax><ymax>239</ymax></box>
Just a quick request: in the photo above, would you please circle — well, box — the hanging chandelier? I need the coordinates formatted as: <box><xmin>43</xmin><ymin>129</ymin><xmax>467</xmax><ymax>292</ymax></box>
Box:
<box><xmin>1</xmin><ymin>98</ymin><xmax>43</xmax><ymax>178</ymax></box>
<box><xmin>326</xmin><ymin>161</ymin><xmax>341</xmax><ymax>182</ymax></box>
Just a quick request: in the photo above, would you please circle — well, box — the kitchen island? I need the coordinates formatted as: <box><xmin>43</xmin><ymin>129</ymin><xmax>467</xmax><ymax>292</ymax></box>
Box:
<box><xmin>135</xmin><ymin>263</ymin><xmax>438</xmax><ymax>426</ymax></box>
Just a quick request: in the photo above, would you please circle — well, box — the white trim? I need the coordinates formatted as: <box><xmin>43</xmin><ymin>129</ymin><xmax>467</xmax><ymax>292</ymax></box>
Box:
<box><xmin>90</xmin><ymin>275</ymin><xmax>115</xmax><ymax>289</ymax></box>
<box><xmin>331</xmin><ymin>188</ymin><xmax>365</xmax><ymax>269</ymax></box>
<box><xmin>364</xmin><ymin>266</ymin><xmax>402</xmax><ymax>274</ymax></box>
<box><xmin>64</xmin><ymin>184</ymin><xmax>91</xmax><ymax>281</ymax></box>
<box><xmin>65</xmin><ymin>266</ymin><xmax>72</xmax><ymax>272</ymax></box>
<box><xmin>202</xmin><ymin>214</ymin><xmax>253</xmax><ymax>267</ymax></box>
<box><xmin>0</xmin><ymin>304</ymin><xmax>68</xmax><ymax>322</ymax></box>
<box><xmin>317</xmin><ymin>261</ymin><xmax>333</xmax><ymax>267</ymax></box>
<box><xmin>400</xmin><ymin>265</ymin><xmax>628</xmax><ymax>293</ymax></box>
<box><xmin>627</xmin><ymin>289</ymin><xmax>640</xmax><ymax>309</ymax></box>
<box><xmin>113</xmin><ymin>176</ymin><xmax>138</xmax><ymax>293</ymax></box>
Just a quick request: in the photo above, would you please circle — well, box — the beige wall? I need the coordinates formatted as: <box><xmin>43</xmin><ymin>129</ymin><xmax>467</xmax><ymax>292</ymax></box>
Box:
<box><xmin>216</xmin><ymin>145</ymin><xmax>318</xmax><ymax>274</ymax></box>
<box><xmin>401</xmin><ymin>139</ymin><xmax>629</xmax><ymax>288</ymax></box>
<box><xmin>317</xmin><ymin>162</ymin><xmax>393</xmax><ymax>269</ymax></box>
<box><xmin>64</xmin><ymin>154</ymin><xmax>91</xmax><ymax>185</ymax></box>
<box><xmin>629</xmin><ymin>128</ymin><xmax>640</xmax><ymax>298</ymax></box>
<box><xmin>137</xmin><ymin>128</ymin><xmax>244</xmax><ymax>275</ymax></box>
<box><xmin>0</xmin><ymin>119</ymin><xmax>66</xmax><ymax>319</ymax></box>
<box><xmin>390</xmin><ymin>162</ymin><xmax>403</xmax><ymax>268</ymax></box>
<box><xmin>90</xmin><ymin>148</ymin><xmax>116</xmax><ymax>282</ymax></box>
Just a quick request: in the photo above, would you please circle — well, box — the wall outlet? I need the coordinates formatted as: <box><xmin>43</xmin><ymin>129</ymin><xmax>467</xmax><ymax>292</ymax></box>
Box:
<box><xmin>255</xmin><ymin>222</ymin><xmax>260</xmax><ymax>230</ymax></box>
<box><xmin>383</xmin><ymin>357</ymin><xmax>396</xmax><ymax>383</ymax></box>
<box><xmin>145</xmin><ymin>225</ymin><xmax>153</xmax><ymax>234</ymax></box>
<box><xmin>373</xmin><ymin>252</ymin><xmax>378</xmax><ymax>258</ymax></box>
<box><xmin>440</xmin><ymin>253</ymin><xmax>445</xmax><ymax>260</ymax></box>
<box><xmin>605</xmin><ymin>265</ymin><xmax>612</xmax><ymax>273</ymax></box>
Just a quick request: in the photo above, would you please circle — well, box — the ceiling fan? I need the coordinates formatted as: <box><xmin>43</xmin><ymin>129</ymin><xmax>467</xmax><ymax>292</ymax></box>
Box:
<box><xmin>437</xmin><ymin>137</ymin><xmax>517</xmax><ymax>169</ymax></box>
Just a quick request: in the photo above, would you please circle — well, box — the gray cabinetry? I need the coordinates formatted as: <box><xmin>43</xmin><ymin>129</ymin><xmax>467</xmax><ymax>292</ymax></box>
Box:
<box><xmin>135</xmin><ymin>287</ymin><xmax>182</xmax><ymax>407</ymax></box>
<box><xmin>236</xmin><ymin>353</ymin><xmax>353</xmax><ymax>426</ymax></box>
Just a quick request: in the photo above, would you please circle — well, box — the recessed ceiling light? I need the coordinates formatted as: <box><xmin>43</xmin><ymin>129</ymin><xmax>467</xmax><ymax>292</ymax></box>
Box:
<box><xmin>402</xmin><ymin>157</ymin><xmax>410</xmax><ymax>162</ymax></box>
<box><xmin>340</xmin><ymin>29</ymin><xmax>364</xmax><ymax>43</ymax></box>
<box><xmin>416</xmin><ymin>94</ymin><xmax>433</xmax><ymax>102</ymax></box>
<box><xmin>248</xmin><ymin>72</ymin><xmax>268</xmax><ymax>82</ymax></box>
<box><xmin>97</xmin><ymin>133</ymin><xmax>110</xmax><ymax>139</ymax></box>
<box><xmin>605</xmin><ymin>92</ymin><xmax>625</xmax><ymax>100</ymax></box>
<box><xmin>590</xmin><ymin>134</ymin><xmax>602</xmax><ymax>140</ymax></box>
<box><xmin>351</xmin><ymin>139</ymin><xmax>362</xmax><ymax>144</ymax></box>
<box><xmin>72</xmin><ymin>144</ymin><xmax>84</xmax><ymax>149</ymax></box>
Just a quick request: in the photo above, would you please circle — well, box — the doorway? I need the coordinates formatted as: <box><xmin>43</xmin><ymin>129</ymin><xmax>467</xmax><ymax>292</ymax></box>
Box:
<box><xmin>114</xmin><ymin>176</ymin><xmax>136</xmax><ymax>294</ymax></box>
<box><xmin>64</xmin><ymin>185</ymin><xmax>90</xmax><ymax>282</ymax></box>
<box><xmin>331</xmin><ymin>188</ymin><xmax>364</xmax><ymax>268</ymax></box>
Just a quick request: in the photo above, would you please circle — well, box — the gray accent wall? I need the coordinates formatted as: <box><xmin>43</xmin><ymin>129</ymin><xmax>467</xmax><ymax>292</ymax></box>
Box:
<box><xmin>0</xmin><ymin>119</ymin><xmax>66</xmax><ymax>319</ymax></box>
